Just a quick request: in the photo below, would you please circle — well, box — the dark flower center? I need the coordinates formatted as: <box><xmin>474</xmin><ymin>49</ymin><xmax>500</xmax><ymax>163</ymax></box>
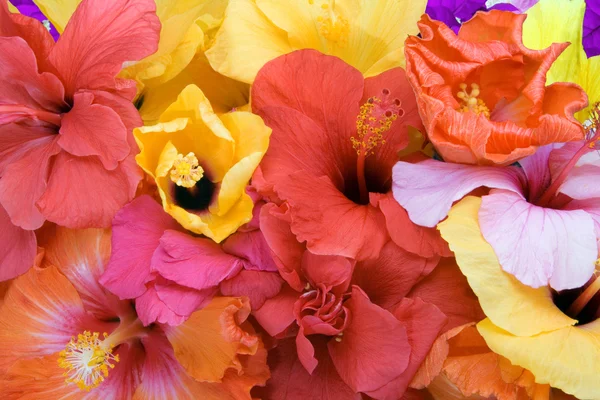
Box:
<box><xmin>172</xmin><ymin>175</ymin><xmax>215</xmax><ymax>212</ymax></box>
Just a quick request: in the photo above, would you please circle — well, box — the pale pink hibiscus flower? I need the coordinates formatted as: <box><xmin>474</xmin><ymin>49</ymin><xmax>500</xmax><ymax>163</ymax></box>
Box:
<box><xmin>0</xmin><ymin>0</ymin><xmax>160</xmax><ymax>281</ymax></box>
<box><xmin>393</xmin><ymin>114</ymin><xmax>600</xmax><ymax>290</ymax></box>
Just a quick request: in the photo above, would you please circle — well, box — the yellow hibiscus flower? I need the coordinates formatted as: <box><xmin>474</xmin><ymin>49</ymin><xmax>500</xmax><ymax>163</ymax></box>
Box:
<box><xmin>135</xmin><ymin>84</ymin><xmax>270</xmax><ymax>242</ymax></box>
<box><xmin>205</xmin><ymin>0</ymin><xmax>427</xmax><ymax>84</ymax></box>
<box><xmin>523</xmin><ymin>0</ymin><xmax>599</xmax><ymax>121</ymax></box>
<box><xmin>438</xmin><ymin>197</ymin><xmax>600</xmax><ymax>399</ymax></box>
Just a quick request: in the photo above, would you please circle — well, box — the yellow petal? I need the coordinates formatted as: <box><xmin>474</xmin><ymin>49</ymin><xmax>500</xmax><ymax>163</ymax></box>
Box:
<box><xmin>33</xmin><ymin>0</ymin><xmax>80</xmax><ymax>33</ymax></box>
<box><xmin>437</xmin><ymin>196</ymin><xmax>575</xmax><ymax>336</ymax></box>
<box><xmin>201</xmin><ymin>191</ymin><xmax>254</xmax><ymax>242</ymax></box>
<box><xmin>205</xmin><ymin>0</ymin><xmax>293</xmax><ymax>84</ymax></box>
<box><xmin>8</xmin><ymin>2</ymin><xmax>18</xmax><ymax>13</ymax></box>
<box><xmin>478</xmin><ymin>318</ymin><xmax>600</xmax><ymax>400</ymax></box>
<box><xmin>522</xmin><ymin>0</ymin><xmax>599</xmax><ymax>120</ymax></box>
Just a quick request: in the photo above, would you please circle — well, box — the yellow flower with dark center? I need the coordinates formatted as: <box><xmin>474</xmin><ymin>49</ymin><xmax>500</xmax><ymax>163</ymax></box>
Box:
<box><xmin>134</xmin><ymin>84</ymin><xmax>270</xmax><ymax>242</ymax></box>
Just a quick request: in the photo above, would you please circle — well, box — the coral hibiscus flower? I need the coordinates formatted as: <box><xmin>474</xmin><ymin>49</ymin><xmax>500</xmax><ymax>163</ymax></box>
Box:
<box><xmin>0</xmin><ymin>0</ymin><xmax>160</xmax><ymax>280</ymax></box>
<box><xmin>251</xmin><ymin>49</ymin><xmax>450</xmax><ymax>261</ymax></box>
<box><xmin>393</xmin><ymin>115</ymin><xmax>600</xmax><ymax>290</ymax></box>
<box><xmin>439</xmin><ymin>196</ymin><xmax>600</xmax><ymax>399</ymax></box>
<box><xmin>404</xmin><ymin>10</ymin><xmax>587</xmax><ymax>166</ymax></box>
<box><xmin>0</xmin><ymin>227</ymin><xmax>268</xmax><ymax>398</ymax></box>
<box><xmin>100</xmin><ymin>194</ymin><xmax>283</xmax><ymax>326</ymax></box>
<box><xmin>248</xmin><ymin>202</ymin><xmax>483</xmax><ymax>400</ymax></box>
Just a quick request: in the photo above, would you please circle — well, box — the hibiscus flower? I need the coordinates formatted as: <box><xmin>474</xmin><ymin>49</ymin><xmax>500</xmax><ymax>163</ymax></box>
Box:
<box><xmin>393</xmin><ymin>114</ymin><xmax>600</xmax><ymax>290</ymax></box>
<box><xmin>100</xmin><ymin>194</ymin><xmax>283</xmax><ymax>326</ymax></box>
<box><xmin>404</xmin><ymin>10</ymin><xmax>587</xmax><ymax>165</ymax></box>
<box><xmin>0</xmin><ymin>0</ymin><xmax>160</xmax><ymax>280</ymax></box>
<box><xmin>438</xmin><ymin>196</ymin><xmax>600</xmax><ymax>399</ymax></box>
<box><xmin>248</xmin><ymin>201</ymin><xmax>483</xmax><ymax>400</ymax></box>
<box><xmin>251</xmin><ymin>49</ymin><xmax>449</xmax><ymax>261</ymax></box>
<box><xmin>0</xmin><ymin>227</ymin><xmax>269</xmax><ymax>398</ymax></box>
<box><xmin>8</xmin><ymin>0</ymin><xmax>58</xmax><ymax>39</ymax></box>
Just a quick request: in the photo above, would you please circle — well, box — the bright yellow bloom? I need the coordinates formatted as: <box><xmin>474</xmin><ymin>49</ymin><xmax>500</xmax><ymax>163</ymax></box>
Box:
<box><xmin>522</xmin><ymin>0</ymin><xmax>599</xmax><ymax>121</ymax></box>
<box><xmin>205</xmin><ymin>0</ymin><xmax>427</xmax><ymax>84</ymax></box>
<box><xmin>135</xmin><ymin>84</ymin><xmax>270</xmax><ymax>242</ymax></box>
<box><xmin>438</xmin><ymin>197</ymin><xmax>600</xmax><ymax>399</ymax></box>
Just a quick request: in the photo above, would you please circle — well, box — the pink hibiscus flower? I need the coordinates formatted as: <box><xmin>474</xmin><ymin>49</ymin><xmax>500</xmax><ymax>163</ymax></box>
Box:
<box><xmin>251</xmin><ymin>49</ymin><xmax>450</xmax><ymax>262</ymax></box>
<box><xmin>0</xmin><ymin>227</ymin><xmax>268</xmax><ymax>398</ymax></box>
<box><xmin>248</xmin><ymin>202</ymin><xmax>484</xmax><ymax>400</ymax></box>
<box><xmin>0</xmin><ymin>0</ymin><xmax>160</xmax><ymax>281</ymax></box>
<box><xmin>392</xmin><ymin>113</ymin><xmax>600</xmax><ymax>290</ymax></box>
<box><xmin>100</xmin><ymin>194</ymin><xmax>283</xmax><ymax>326</ymax></box>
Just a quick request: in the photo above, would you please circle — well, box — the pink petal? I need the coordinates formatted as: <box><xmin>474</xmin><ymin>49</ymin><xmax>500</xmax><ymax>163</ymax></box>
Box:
<box><xmin>277</xmin><ymin>172</ymin><xmax>387</xmax><ymax>260</ymax></box>
<box><xmin>0</xmin><ymin>136</ymin><xmax>60</xmax><ymax>230</ymax></box>
<box><xmin>296</xmin><ymin>327</ymin><xmax>318</xmax><ymax>374</ymax></box>
<box><xmin>101</xmin><ymin>195</ymin><xmax>180</xmax><ymax>299</ymax></box>
<box><xmin>0</xmin><ymin>124</ymin><xmax>54</xmax><ymax>176</ymax></box>
<box><xmin>36</xmin><ymin>152</ymin><xmax>139</xmax><ymax>228</ymax></box>
<box><xmin>352</xmin><ymin>241</ymin><xmax>439</xmax><ymax>311</ymax></box>
<box><xmin>58</xmin><ymin>91</ymin><xmax>130</xmax><ymax>170</ymax></box>
<box><xmin>154</xmin><ymin>278</ymin><xmax>217</xmax><ymax>319</ymax></box>
<box><xmin>256</xmin><ymin>337</ymin><xmax>359</xmax><ymax>400</ymax></box>
<box><xmin>253</xmin><ymin>285</ymin><xmax>298</xmax><ymax>337</ymax></box>
<box><xmin>219</xmin><ymin>270</ymin><xmax>283</xmax><ymax>310</ymax></box>
<box><xmin>0</xmin><ymin>206</ymin><xmax>36</xmax><ymax>281</ymax></box>
<box><xmin>47</xmin><ymin>0</ymin><xmax>160</xmax><ymax>96</ymax></box>
<box><xmin>363</xmin><ymin>298</ymin><xmax>447</xmax><ymax>400</ymax></box>
<box><xmin>375</xmin><ymin>192</ymin><xmax>452</xmax><ymax>258</ymax></box>
<box><xmin>563</xmin><ymin>198</ymin><xmax>600</xmax><ymax>250</ymax></box>
<box><xmin>558</xmin><ymin>164</ymin><xmax>600</xmax><ymax>200</ymax></box>
<box><xmin>518</xmin><ymin>144</ymin><xmax>553</xmax><ymax>203</ymax></box>
<box><xmin>392</xmin><ymin>159</ymin><xmax>525</xmax><ymax>227</ymax></box>
<box><xmin>328</xmin><ymin>286</ymin><xmax>411</xmax><ymax>393</ymax></box>
<box><xmin>301</xmin><ymin>251</ymin><xmax>354</xmax><ymax>292</ymax></box>
<box><xmin>222</xmin><ymin>229</ymin><xmax>278</xmax><ymax>272</ymax></box>
<box><xmin>153</xmin><ymin>230</ymin><xmax>243</xmax><ymax>291</ymax></box>
<box><xmin>96</xmin><ymin>341</ymin><xmax>144</xmax><ymax>399</ymax></box>
<box><xmin>480</xmin><ymin>190</ymin><xmax>597</xmax><ymax>290</ymax></box>
<box><xmin>135</xmin><ymin>282</ymin><xmax>186</xmax><ymax>327</ymax></box>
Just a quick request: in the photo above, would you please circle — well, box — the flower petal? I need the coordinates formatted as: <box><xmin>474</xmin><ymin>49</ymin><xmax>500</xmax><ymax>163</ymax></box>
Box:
<box><xmin>135</xmin><ymin>282</ymin><xmax>187</xmax><ymax>327</ymax></box>
<box><xmin>219</xmin><ymin>270</ymin><xmax>284</xmax><ymax>310</ymax></box>
<box><xmin>252</xmin><ymin>285</ymin><xmax>298</xmax><ymax>337</ymax></box>
<box><xmin>0</xmin><ymin>205</ymin><xmax>37</xmax><ymax>281</ymax></box>
<box><xmin>154</xmin><ymin>277</ymin><xmax>217</xmax><ymax>319</ymax></box>
<box><xmin>479</xmin><ymin>189</ymin><xmax>597</xmax><ymax>289</ymax></box>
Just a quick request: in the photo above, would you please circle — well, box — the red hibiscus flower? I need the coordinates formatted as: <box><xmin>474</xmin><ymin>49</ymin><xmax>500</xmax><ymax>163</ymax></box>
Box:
<box><xmin>250</xmin><ymin>49</ymin><xmax>450</xmax><ymax>262</ymax></box>
<box><xmin>0</xmin><ymin>0</ymin><xmax>160</xmax><ymax>280</ymax></box>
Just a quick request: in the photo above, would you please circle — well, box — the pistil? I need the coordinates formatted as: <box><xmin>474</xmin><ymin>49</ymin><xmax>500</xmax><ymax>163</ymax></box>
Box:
<box><xmin>566</xmin><ymin>261</ymin><xmax>600</xmax><ymax>319</ymax></box>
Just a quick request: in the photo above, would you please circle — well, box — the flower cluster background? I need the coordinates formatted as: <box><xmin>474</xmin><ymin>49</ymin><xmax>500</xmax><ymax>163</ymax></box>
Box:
<box><xmin>1</xmin><ymin>0</ymin><xmax>600</xmax><ymax>399</ymax></box>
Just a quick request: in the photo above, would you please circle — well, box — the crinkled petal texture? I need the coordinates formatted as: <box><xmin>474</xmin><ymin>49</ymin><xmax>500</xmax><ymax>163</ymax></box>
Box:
<box><xmin>438</xmin><ymin>196</ymin><xmax>600</xmax><ymax>398</ymax></box>
<box><xmin>522</xmin><ymin>0</ymin><xmax>599</xmax><ymax>122</ymax></box>
<box><xmin>135</xmin><ymin>84</ymin><xmax>270</xmax><ymax>242</ymax></box>
<box><xmin>404</xmin><ymin>11</ymin><xmax>586</xmax><ymax>165</ymax></box>
<box><xmin>205</xmin><ymin>0</ymin><xmax>427</xmax><ymax>84</ymax></box>
<box><xmin>0</xmin><ymin>205</ymin><xmax>37</xmax><ymax>281</ymax></box>
<box><xmin>251</xmin><ymin>49</ymin><xmax>427</xmax><ymax>260</ymax></box>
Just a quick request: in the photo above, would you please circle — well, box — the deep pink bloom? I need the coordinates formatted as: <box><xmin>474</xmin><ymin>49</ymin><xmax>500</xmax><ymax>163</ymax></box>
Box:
<box><xmin>393</xmin><ymin>134</ymin><xmax>600</xmax><ymax>290</ymax></box>
<box><xmin>0</xmin><ymin>0</ymin><xmax>160</xmax><ymax>280</ymax></box>
<box><xmin>100</xmin><ymin>194</ymin><xmax>282</xmax><ymax>326</ymax></box>
<box><xmin>250</xmin><ymin>202</ymin><xmax>484</xmax><ymax>400</ymax></box>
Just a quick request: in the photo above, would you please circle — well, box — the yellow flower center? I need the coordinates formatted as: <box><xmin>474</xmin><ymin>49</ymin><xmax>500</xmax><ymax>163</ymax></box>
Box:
<box><xmin>57</xmin><ymin>331</ymin><xmax>119</xmax><ymax>392</ymax></box>
<box><xmin>312</xmin><ymin>0</ymin><xmax>349</xmax><ymax>45</ymax></box>
<box><xmin>456</xmin><ymin>83</ymin><xmax>490</xmax><ymax>118</ymax></box>
<box><xmin>351</xmin><ymin>95</ymin><xmax>399</xmax><ymax>156</ymax></box>
<box><xmin>170</xmin><ymin>152</ymin><xmax>204</xmax><ymax>188</ymax></box>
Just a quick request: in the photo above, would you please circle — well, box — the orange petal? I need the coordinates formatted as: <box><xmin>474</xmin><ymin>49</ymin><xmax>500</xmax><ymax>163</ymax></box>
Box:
<box><xmin>164</xmin><ymin>296</ymin><xmax>259</xmax><ymax>382</ymax></box>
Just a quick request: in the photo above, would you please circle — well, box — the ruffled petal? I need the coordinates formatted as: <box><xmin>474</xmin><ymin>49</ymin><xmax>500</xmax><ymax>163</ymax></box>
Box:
<box><xmin>479</xmin><ymin>189</ymin><xmax>597</xmax><ymax>289</ymax></box>
<box><xmin>219</xmin><ymin>270</ymin><xmax>284</xmax><ymax>310</ymax></box>
<box><xmin>0</xmin><ymin>205</ymin><xmax>37</xmax><ymax>281</ymax></box>
<box><xmin>154</xmin><ymin>277</ymin><xmax>217</xmax><ymax>320</ymax></box>
<box><xmin>252</xmin><ymin>285</ymin><xmax>298</xmax><ymax>337</ymax></box>
<box><xmin>302</xmin><ymin>251</ymin><xmax>354</xmax><ymax>291</ymax></box>
<box><xmin>135</xmin><ymin>282</ymin><xmax>186</xmax><ymax>327</ymax></box>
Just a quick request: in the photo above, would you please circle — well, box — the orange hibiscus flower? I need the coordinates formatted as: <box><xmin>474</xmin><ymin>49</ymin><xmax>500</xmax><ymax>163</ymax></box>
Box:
<box><xmin>404</xmin><ymin>10</ymin><xmax>587</xmax><ymax>165</ymax></box>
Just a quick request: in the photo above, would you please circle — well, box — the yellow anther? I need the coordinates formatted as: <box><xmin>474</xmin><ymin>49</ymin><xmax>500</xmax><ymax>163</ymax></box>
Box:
<box><xmin>313</xmin><ymin>0</ymin><xmax>349</xmax><ymax>45</ymax></box>
<box><xmin>351</xmin><ymin>96</ymin><xmax>400</xmax><ymax>157</ymax></box>
<box><xmin>170</xmin><ymin>152</ymin><xmax>204</xmax><ymax>188</ymax></box>
<box><xmin>57</xmin><ymin>331</ymin><xmax>119</xmax><ymax>392</ymax></box>
<box><xmin>456</xmin><ymin>82</ymin><xmax>490</xmax><ymax>118</ymax></box>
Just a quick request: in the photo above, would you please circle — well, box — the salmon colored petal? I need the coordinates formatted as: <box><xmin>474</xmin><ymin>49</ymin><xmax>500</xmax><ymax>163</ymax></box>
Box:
<box><xmin>352</xmin><ymin>241</ymin><xmax>438</xmax><ymax>311</ymax></box>
<box><xmin>375</xmin><ymin>192</ymin><xmax>451</xmax><ymax>258</ymax></box>
<box><xmin>458</xmin><ymin>10</ymin><xmax>526</xmax><ymax>44</ymax></box>
<box><xmin>164</xmin><ymin>296</ymin><xmax>258</xmax><ymax>382</ymax></box>
<box><xmin>47</xmin><ymin>0</ymin><xmax>160</xmax><ymax>96</ymax></box>
<box><xmin>252</xmin><ymin>285</ymin><xmax>298</xmax><ymax>337</ymax></box>
<box><xmin>363</xmin><ymin>298</ymin><xmax>447</xmax><ymax>400</ymax></box>
<box><xmin>0</xmin><ymin>265</ymin><xmax>106</xmax><ymax>374</ymax></box>
<box><xmin>135</xmin><ymin>282</ymin><xmax>186</xmax><ymax>327</ymax></box>
<box><xmin>277</xmin><ymin>173</ymin><xmax>388</xmax><ymax>260</ymax></box>
<box><xmin>0</xmin><ymin>136</ymin><xmax>60</xmax><ymax>230</ymax></box>
<box><xmin>36</xmin><ymin>152</ymin><xmax>140</xmax><ymax>228</ymax></box>
<box><xmin>219</xmin><ymin>270</ymin><xmax>284</xmax><ymax>310</ymax></box>
<box><xmin>479</xmin><ymin>189</ymin><xmax>597</xmax><ymax>290</ymax></box>
<box><xmin>256</xmin><ymin>337</ymin><xmax>359</xmax><ymax>400</ymax></box>
<box><xmin>437</xmin><ymin>196</ymin><xmax>576</xmax><ymax>336</ymax></box>
<box><xmin>39</xmin><ymin>226</ymin><xmax>128</xmax><ymax>320</ymax></box>
<box><xmin>328</xmin><ymin>286</ymin><xmax>411</xmax><ymax>393</ymax></box>
<box><xmin>301</xmin><ymin>251</ymin><xmax>354</xmax><ymax>292</ymax></box>
<box><xmin>58</xmin><ymin>91</ymin><xmax>130</xmax><ymax>170</ymax></box>
<box><xmin>101</xmin><ymin>195</ymin><xmax>181</xmax><ymax>299</ymax></box>
<box><xmin>407</xmin><ymin>258</ymin><xmax>485</xmax><ymax>332</ymax></box>
<box><xmin>0</xmin><ymin>205</ymin><xmax>37</xmax><ymax>281</ymax></box>
<box><xmin>0</xmin><ymin>124</ymin><xmax>53</xmax><ymax>177</ymax></box>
